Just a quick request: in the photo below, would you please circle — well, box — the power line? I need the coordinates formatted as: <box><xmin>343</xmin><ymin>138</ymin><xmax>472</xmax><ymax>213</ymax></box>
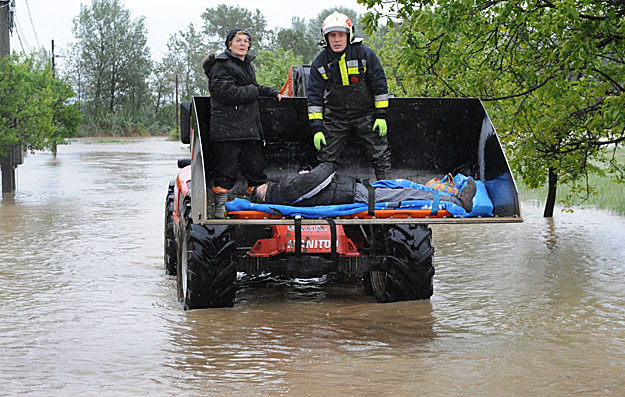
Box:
<box><xmin>14</xmin><ymin>16</ymin><xmax>29</xmax><ymax>52</ymax></box>
<box><xmin>24</xmin><ymin>0</ymin><xmax>40</xmax><ymax>48</ymax></box>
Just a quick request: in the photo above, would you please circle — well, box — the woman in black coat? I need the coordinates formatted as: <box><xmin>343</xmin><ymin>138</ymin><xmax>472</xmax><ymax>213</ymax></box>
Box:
<box><xmin>202</xmin><ymin>28</ymin><xmax>282</xmax><ymax>218</ymax></box>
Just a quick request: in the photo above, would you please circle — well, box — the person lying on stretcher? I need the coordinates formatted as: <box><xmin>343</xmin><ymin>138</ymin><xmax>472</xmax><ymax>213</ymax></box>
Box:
<box><xmin>250</xmin><ymin>162</ymin><xmax>477</xmax><ymax>213</ymax></box>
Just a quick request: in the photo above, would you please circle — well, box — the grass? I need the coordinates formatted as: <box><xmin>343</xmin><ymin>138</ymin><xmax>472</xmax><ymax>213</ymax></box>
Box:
<box><xmin>517</xmin><ymin>147</ymin><xmax>625</xmax><ymax>216</ymax></box>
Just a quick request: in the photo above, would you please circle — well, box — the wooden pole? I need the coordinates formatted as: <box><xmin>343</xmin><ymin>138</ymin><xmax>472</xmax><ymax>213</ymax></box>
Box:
<box><xmin>175</xmin><ymin>74</ymin><xmax>179</xmax><ymax>133</ymax></box>
<box><xmin>1</xmin><ymin>0</ymin><xmax>17</xmax><ymax>194</ymax></box>
<box><xmin>51</xmin><ymin>39</ymin><xmax>57</xmax><ymax>156</ymax></box>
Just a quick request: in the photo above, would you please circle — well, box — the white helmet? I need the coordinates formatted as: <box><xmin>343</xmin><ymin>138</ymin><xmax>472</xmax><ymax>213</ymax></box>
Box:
<box><xmin>321</xmin><ymin>11</ymin><xmax>355</xmax><ymax>45</ymax></box>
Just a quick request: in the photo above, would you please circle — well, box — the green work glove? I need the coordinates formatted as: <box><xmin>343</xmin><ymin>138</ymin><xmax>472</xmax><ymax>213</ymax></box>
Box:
<box><xmin>313</xmin><ymin>131</ymin><xmax>326</xmax><ymax>151</ymax></box>
<box><xmin>373</xmin><ymin>118</ymin><xmax>387</xmax><ymax>137</ymax></box>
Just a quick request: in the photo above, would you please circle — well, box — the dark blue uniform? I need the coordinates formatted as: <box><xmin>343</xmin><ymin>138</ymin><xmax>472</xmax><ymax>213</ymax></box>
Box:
<box><xmin>306</xmin><ymin>41</ymin><xmax>391</xmax><ymax>180</ymax></box>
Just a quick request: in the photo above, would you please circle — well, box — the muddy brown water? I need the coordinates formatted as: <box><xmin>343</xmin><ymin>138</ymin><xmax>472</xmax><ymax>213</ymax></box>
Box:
<box><xmin>1</xmin><ymin>138</ymin><xmax>624</xmax><ymax>395</ymax></box>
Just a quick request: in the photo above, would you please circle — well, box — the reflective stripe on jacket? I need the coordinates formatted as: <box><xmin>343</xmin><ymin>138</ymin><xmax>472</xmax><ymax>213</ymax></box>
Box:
<box><xmin>306</xmin><ymin>42</ymin><xmax>388</xmax><ymax>131</ymax></box>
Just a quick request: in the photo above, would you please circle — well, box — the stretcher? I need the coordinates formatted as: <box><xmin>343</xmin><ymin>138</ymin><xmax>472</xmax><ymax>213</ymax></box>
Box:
<box><xmin>226</xmin><ymin>177</ymin><xmax>494</xmax><ymax>219</ymax></box>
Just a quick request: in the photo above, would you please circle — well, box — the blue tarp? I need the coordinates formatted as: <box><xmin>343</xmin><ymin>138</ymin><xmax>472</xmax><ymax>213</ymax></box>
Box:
<box><xmin>226</xmin><ymin>175</ymin><xmax>494</xmax><ymax>218</ymax></box>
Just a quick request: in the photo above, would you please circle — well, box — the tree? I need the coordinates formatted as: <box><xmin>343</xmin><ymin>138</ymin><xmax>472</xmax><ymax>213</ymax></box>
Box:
<box><xmin>71</xmin><ymin>0</ymin><xmax>151</xmax><ymax>126</ymax></box>
<box><xmin>201</xmin><ymin>4</ymin><xmax>270</xmax><ymax>53</ymax></box>
<box><xmin>274</xmin><ymin>17</ymin><xmax>319</xmax><ymax>64</ymax></box>
<box><xmin>161</xmin><ymin>23</ymin><xmax>209</xmax><ymax>101</ymax></box>
<box><xmin>272</xmin><ymin>8</ymin><xmax>366</xmax><ymax>65</ymax></box>
<box><xmin>361</xmin><ymin>0</ymin><xmax>625</xmax><ymax>216</ymax></box>
<box><xmin>0</xmin><ymin>54</ymin><xmax>80</xmax><ymax>157</ymax></box>
<box><xmin>150</xmin><ymin>60</ymin><xmax>176</xmax><ymax>120</ymax></box>
<box><xmin>255</xmin><ymin>48</ymin><xmax>303</xmax><ymax>89</ymax></box>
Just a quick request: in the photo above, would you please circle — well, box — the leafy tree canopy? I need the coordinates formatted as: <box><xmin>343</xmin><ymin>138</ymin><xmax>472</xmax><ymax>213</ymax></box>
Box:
<box><xmin>0</xmin><ymin>54</ymin><xmax>80</xmax><ymax>157</ymax></box>
<box><xmin>256</xmin><ymin>48</ymin><xmax>303</xmax><ymax>89</ymax></box>
<box><xmin>361</xmin><ymin>0</ymin><xmax>625</xmax><ymax>216</ymax></box>
<box><xmin>72</xmin><ymin>0</ymin><xmax>151</xmax><ymax>116</ymax></box>
<box><xmin>201</xmin><ymin>5</ymin><xmax>270</xmax><ymax>52</ymax></box>
<box><xmin>273</xmin><ymin>7</ymin><xmax>365</xmax><ymax>64</ymax></box>
<box><xmin>162</xmin><ymin>23</ymin><xmax>209</xmax><ymax>101</ymax></box>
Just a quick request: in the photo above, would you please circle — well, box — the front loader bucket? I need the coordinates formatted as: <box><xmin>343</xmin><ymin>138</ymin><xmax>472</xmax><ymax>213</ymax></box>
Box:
<box><xmin>188</xmin><ymin>96</ymin><xmax>520</xmax><ymax>222</ymax></box>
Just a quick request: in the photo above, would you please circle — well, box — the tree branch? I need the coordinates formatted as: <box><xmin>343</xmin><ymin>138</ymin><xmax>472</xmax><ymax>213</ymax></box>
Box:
<box><xmin>592</xmin><ymin>67</ymin><xmax>625</xmax><ymax>93</ymax></box>
<box><xmin>481</xmin><ymin>75</ymin><xmax>555</xmax><ymax>101</ymax></box>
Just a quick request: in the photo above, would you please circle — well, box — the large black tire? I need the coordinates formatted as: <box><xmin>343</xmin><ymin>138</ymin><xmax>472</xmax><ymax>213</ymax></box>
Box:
<box><xmin>362</xmin><ymin>272</ymin><xmax>374</xmax><ymax>296</ymax></box>
<box><xmin>164</xmin><ymin>185</ymin><xmax>177</xmax><ymax>275</ymax></box>
<box><xmin>176</xmin><ymin>199</ymin><xmax>237</xmax><ymax>309</ymax></box>
<box><xmin>369</xmin><ymin>224</ymin><xmax>435</xmax><ymax>303</ymax></box>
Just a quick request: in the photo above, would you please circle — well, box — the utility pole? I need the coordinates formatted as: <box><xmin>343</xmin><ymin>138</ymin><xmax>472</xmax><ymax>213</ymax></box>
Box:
<box><xmin>175</xmin><ymin>74</ymin><xmax>179</xmax><ymax>132</ymax></box>
<box><xmin>51</xmin><ymin>39</ymin><xmax>55</xmax><ymax>77</ymax></box>
<box><xmin>0</xmin><ymin>1</ymin><xmax>10</xmax><ymax>55</ymax></box>
<box><xmin>1</xmin><ymin>0</ymin><xmax>22</xmax><ymax>196</ymax></box>
<box><xmin>51</xmin><ymin>39</ymin><xmax>57</xmax><ymax>156</ymax></box>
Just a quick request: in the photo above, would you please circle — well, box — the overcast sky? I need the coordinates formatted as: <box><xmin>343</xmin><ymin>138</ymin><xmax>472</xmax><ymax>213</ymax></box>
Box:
<box><xmin>9</xmin><ymin>0</ymin><xmax>371</xmax><ymax>62</ymax></box>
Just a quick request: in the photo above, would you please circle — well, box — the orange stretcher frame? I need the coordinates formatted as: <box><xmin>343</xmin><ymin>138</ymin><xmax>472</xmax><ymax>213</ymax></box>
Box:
<box><xmin>227</xmin><ymin>209</ymin><xmax>453</xmax><ymax>220</ymax></box>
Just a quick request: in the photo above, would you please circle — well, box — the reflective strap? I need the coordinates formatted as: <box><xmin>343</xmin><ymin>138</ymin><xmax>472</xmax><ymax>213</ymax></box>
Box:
<box><xmin>347</xmin><ymin>59</ymin><xmax>366</xmax><ymax>75</ymax></box>
<box><xmin>291</xmin><ymin>172</ymin><xmax>336</xmax><ymax>204</ymax></box>
<box><xmin>317</xmin><ymin>66</ymin><xmax>328</xmax><ymax>80</ymax></box>
<box><xmin>308</xmin><ymin>105</ymin><xmax>323</xmax><ymax>114</ymax></box>
<box><xmin>374</xmin><ymin>94</ymin><xmax>389</xmax><ymax>102</ymax></box>
<box><xmin>308</xmin><ymin>112</ymin><xmax>323</xmax><ymax>120</ymax></box>
<box><xmin>348</xmin><ymin>66</ymin><xmax>366</xmax><ymax>75</ymax></box>
<box><xmin>374</xmin><ymin>94</ymin><xmax>389</xmax><ymax>109</ymax></box>
<box><xmin>374</xmin><ymin>100</ymin><xmax>388</xmax><ymax>109</ymax></box>
<box><xmin>338</xmin><ymin>54</ymin><xmax>349</xmax><ymax>86</ymax></box>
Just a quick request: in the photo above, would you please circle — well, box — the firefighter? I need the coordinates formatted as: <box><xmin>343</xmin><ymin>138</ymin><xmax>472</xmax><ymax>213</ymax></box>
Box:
<box><xmin>202</xmin><ymin>28</ymin><xmax>282</xmax><ymax>218</ymax></box>
<box><xmin>307</xmin><ymin>11</ymin><xmax>391</xmax><ymax>180</ymax></box>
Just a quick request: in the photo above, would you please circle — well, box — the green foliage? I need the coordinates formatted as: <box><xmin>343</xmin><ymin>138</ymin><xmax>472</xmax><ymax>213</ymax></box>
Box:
<box><xmin>362</xmin><ymin>0</ymin><xmax>625</xmax><ymax>215</ymax></box>
<box><xmin>167</xmin><ymin>125</ymin><xmax>181</xmax><ymax>142</ymax></box>
<box><xmin>201</xmin><ymin>5</ymin><xmax>270</xmax><ymax>52</ymax></box>
<box><xmin>57</xmin><ymin>3</ymin><xmax>378</xmax><ymax>138</ymax></box>
<box><xmin>518</xmin><ymin>147</ymin><xmax>625</xmax><ymax>214</ymax></box>
<box><xmin>161</xmin><ymin>23</ymin><xmax>209</xmax><ymax>101</ymax></box>
<box><xmin>78</xmin><ymin>105</ymin><xmax>170</xmax><ymax>137</ymax></box>
<box><xmin>71</xmin><ymin>0</ymin><xmax>152</xmax><ymax>134</ymax></box>
<box><xmin>0</xmin><ymin>54</ymin><xmax>80</xmax><ymax>156</ymax></box>
<box><xmin>271</xmin><ymin>7</ymin><xmax>366</xmax><ymax>64</ymax></box>
<box><xmin>274</xmin><ymin>17</ymin><xmax>320</xmax><ymax>64</ymax></box>
<box><xmin>256</xmin><ymin>48</ymin><xmax>303</xmax><ymax>89</ymax></box>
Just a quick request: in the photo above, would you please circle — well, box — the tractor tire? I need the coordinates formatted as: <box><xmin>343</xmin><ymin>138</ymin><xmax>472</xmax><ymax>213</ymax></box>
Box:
<box><xmin>369</xmin><ymin>224</ymin><xmax>435</xmax><ymax>303</ymax></box>
<box><xmin>176</xmin><ymin>199</ymin><xmax>237</xmax><ymax>309</ymax></box>
<box><xmin>164</xmin><ymin>186</ymin><xmax>177</xmax><ymax>275</ymax></box>
<box><xmin>362</xmin><ymin>272</ymin><xmax>374</xmax><ymax>296</ymax></box>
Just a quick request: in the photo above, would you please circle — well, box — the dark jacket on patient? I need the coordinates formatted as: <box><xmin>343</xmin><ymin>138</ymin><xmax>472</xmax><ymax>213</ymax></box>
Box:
<box><xmin>259</xmin><ymin>162</ymin><xmax>474</xmax><ymax>212</ymax></box>
<box><xmin>264</xmin><ymin>162</ymin><xmax>356</xmax><ymax>206</ymax></box>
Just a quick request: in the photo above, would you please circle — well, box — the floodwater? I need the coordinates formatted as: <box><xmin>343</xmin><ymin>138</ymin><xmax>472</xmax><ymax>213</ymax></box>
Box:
<box><xmin>1</xmin><ymin>137</ymin><xmax>624</xmax><ymax>396</ymax></box>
